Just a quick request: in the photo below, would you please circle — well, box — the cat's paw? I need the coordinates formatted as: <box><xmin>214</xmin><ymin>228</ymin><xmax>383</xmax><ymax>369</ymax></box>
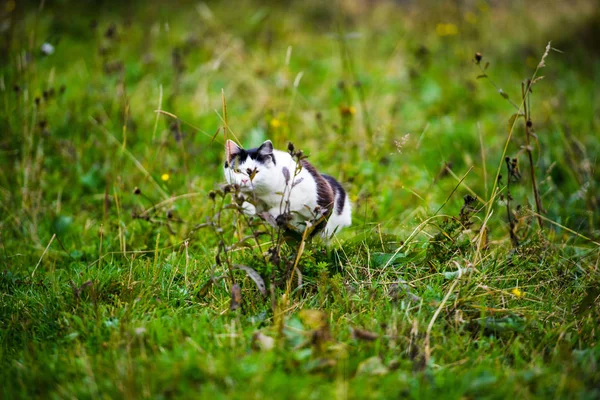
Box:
<box><xmin>241</xmin><ymin>201</ymin><xmax>257</xmax><ymax>216</ymax></box>
<box><xmin>275</xmin><ymin>212</ymin><xmax>293</xmax><ymax>227</ymax></box>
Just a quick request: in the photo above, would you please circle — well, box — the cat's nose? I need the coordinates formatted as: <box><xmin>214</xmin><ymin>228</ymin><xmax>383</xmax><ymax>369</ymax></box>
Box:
<box><xmin>241</xmin><ymin>178</ymin><xmax>249</xmax><ymax>184</ymax></box>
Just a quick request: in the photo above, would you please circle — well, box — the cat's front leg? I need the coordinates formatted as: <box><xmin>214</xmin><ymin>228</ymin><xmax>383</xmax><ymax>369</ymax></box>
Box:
<box><xmin>266</xmin><ymin>206</ymin><xmax>285</xmax><ymax>221</ymax></box>
<box><xmin>267</xmin><ymin>206</ymin><xmax>305</xmax><ymax>232</ymax></box>
<box><xmin>241</xmin><ymin>201</ymin><xmax>257</xmax><ymax>216</ymax></box>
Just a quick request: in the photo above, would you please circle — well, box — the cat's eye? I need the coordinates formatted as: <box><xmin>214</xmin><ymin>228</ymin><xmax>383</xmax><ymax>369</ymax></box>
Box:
<box><xmin>230</xmin><ymin>158</ymin><xmax>240</xmax><ymax>172</ymax></box>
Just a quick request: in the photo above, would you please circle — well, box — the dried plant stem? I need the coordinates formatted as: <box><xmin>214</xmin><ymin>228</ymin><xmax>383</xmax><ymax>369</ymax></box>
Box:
<box><xmin>425</xmin><ymin>277</ymin><xmax>459</xmax><ymax>364</ymax></box>
<box><xmin>505</xmin><ymin>158</ymin><xmax>519</xmax><ymax>247</ymax></box>
<box><xmin>475</xmin><ymin>42</ymin><xmax>552</xmax><ymax>262</ymax></box>
<box><xmin>286</xmin><ymin>232</ymin><xmax>307</xmax><ymax>296</ymax></box>
<box><xmin>31</xmin><ymin>233</ymin><xmax>56</xmax><ymax>278</ymax></box>
<box><xmin>221</xmin><ymin>89</ymin><xmax>229</xmax><ymax>141</ymax></box>
<box><xmin>522</xmin><ymin>81</ymin><xmax>544</xmax><ymax>228</ymax></box>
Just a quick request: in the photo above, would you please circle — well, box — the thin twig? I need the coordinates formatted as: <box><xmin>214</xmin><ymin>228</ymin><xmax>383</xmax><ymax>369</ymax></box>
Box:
<box><xmin>425</xmin><ymin>277</ymin><xmax>459</xmax><ymax>363</ymax></box>
<box><xmin>522</xmin><ymin>80</ymin><xmax>544</xmax><ymax>228</ymax></box>
<box><xmin>31</xmin><ymin>233</ymin><xmax>56</xmax><ymax>278</ymax></box>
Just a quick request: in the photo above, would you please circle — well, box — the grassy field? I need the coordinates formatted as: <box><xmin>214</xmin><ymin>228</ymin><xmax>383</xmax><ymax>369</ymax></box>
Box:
<box><xmin>1</xmin><ymin>0</ymin><xmax>599</xmax><ymax>398</ymax></box>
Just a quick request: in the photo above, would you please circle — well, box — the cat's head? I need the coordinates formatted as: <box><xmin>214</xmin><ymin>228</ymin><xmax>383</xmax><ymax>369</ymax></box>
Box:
<box><xmin>224</xmin><ymin>140</ymin><xmax>276</xmax><ymax>193</ymax></box>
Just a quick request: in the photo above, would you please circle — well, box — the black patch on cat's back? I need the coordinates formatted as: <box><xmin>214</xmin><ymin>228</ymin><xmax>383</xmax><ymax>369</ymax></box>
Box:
<box><xmin>301</xmin><ymin>160</ymin><xmax>334</xmax><ymax>212</ymax></box>
<box><xmin>322</xmin><ymin>174</ymin><xmax>346</xmax><ymax>215</ymax></box>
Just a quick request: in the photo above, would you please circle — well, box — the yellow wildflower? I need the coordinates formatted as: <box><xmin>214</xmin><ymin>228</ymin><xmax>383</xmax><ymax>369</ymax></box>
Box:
<box><xmin>436</xmin><ymin>23</ymin><xmax>459</xmax><ymax>37</ymax></box>
<box><xmin>161</xmin><ymin>173</ymin><xmax>170</xmax><ymax>181</ymax></box>
<box><xmin>464</xmin><ymin>11</ymin><xmax>477</xmax><ymax>24</ymax></box>
<box><xmin>270</xmin><ymin>118</ymin><xmax>281</xmax><ymax>128</ymax></box>
<box><xmin>340</xmin><ymin>105</ymin><xmax>356</xmax><ymax>116</ymax></box>
<box><xmin>511</xmin><ymin>288</ymin><xmax>524</xmax><ymax>298</ymax></box>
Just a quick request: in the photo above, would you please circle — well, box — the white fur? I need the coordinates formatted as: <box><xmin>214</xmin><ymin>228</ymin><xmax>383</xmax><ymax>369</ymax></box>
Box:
<box><xmin>327</xmin><ymin>189</ymin><xmax>352</xmax><ymax>237</ymax></box>
<box><xmin>224</xmin><ymin>140</ymin><xmax>351</xmax><ymax>238</ymax></box>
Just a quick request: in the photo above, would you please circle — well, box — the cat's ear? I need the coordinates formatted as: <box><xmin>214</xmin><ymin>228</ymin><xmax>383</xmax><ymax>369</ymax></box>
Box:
<box><xmin>257</xmin><ymin>140</ymin><xmax>273</xmax><ymax>156</ymax></box>
<box><xmin>226</xmin><ymin>140</ymin><xmax>242</xmax><ymax>163</ymax></box>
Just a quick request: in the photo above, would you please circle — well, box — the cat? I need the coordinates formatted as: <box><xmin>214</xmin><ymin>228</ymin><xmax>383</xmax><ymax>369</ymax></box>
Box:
<box><xmin>223</xmin><ymin>139</ymin><xmax>351</xmax><ymax>238</ymax></box>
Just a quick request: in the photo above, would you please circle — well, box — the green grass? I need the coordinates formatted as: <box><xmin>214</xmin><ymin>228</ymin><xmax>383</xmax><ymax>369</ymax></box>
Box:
<box><xmin>1</xmin><ymin>0</ymin><xmax>599</xmax><ymax>398</ymax></box>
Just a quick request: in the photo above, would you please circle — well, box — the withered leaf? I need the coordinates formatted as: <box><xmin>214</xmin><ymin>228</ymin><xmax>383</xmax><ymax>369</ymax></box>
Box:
<box><xmin>352</xmin><ymin>327</ymin><xmax>379</xmax><ymax>341</ymax></box>
<box><xmin>282</xmin><ymin>166</ymin><xmax>290</xmax><ymax>184</ymax></box>
<box><xmin>234</xmin><ymin>265</ymin><xmax>266</xmax><ymax>296</ymax></box>
<box><xmin>291</xmin><ymin>177</ymin><xmax>304</xmax><ymax>188</ymax></box>
<box><xmin>197</xmin><ymin>278</ymin><xmax>214</xmax><ymax>299</ymax></box>
<box><xmin>230</xmin><ymin>283</ymin><xmax>242</xmax><ymax>311</ymax></box>
<box><xmin>258</xmin><ymin>212</ymin><xmax>277</xmax><ymax>228</ymax></box>
<box><xmin>197</xmin><ymin>275</ymin><xmax>224</xmax><ymax>299</ymax></box>
<box><xmin>80</xmin><ymin>280</ymin><xmax>93</xmax><ymax>290</ymax></box>
<box><xmin>312</xmin><ymin>325</ymin><xmax>332</xmax><ymax>351</ymax></box>
<box><xmin>71</xmin><ymin>280</ymin><xmax>93</xmax><ymax>299</ymax></box>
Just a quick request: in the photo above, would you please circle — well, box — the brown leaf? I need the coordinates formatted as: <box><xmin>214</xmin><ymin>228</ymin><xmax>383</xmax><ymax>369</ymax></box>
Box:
<box><xmin>70</xmin><ymin>280</ymin><xmax>94</xmax><ymax>299</ymax></box>
<box><xmin>282</xmin><ymin>166</ymin><xmax>290</xmax><ymax>185</ymax></box>
<box><xmin>312</xmin><ymin>325</ymin><xmax>332</xmax><ymax>353</ymax></box>
<box><xmin>197</xmin><ymin>279</ymin><xmax>214</xmax><ymax>299</ymax></box>
<box><xmin>234</xmin><ymin>265</ymin><xmax>266</xmax><ymax>296</ymax></box>
<box><xmin>352</xmin><ymin>327</ymin><xmax>379</xmax><ymax>342</ymax></box>
<box><xmin>230</xmin><ymin>283</ymin><xmax>242</xmax><ymax>311</ymax></box>
<box><xmin>80</xmin><ymin>280</ymin><xmax>93</xmax><ymax>290</ymax></box>
<box><xmin>197</xmin><ymin>275</ymin><xmax>225</xmax><ymax>299</ymax></box>
<box><xmin>258</xmin><ymin>212</ymin><xmax>277</xmax><ymax>228</ymax></box>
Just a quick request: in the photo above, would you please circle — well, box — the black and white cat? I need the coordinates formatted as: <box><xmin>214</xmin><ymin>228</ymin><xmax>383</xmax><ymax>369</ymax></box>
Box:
<box><xmin>224</xmin><ymin>140</ymin><xmax>351</xmax><ymax>237</ymax></box>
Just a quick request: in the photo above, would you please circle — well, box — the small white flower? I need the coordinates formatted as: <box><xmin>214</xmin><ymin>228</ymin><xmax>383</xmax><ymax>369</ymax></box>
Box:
<box><xmin>41</xmin><ymin>42</ymin><xmax>54</xmax><ymax>55</ymax></box>
<box><xmin>135</xmin><ymin>327</ymin><xmax>146</xmax><ymax>336</ymax></box>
